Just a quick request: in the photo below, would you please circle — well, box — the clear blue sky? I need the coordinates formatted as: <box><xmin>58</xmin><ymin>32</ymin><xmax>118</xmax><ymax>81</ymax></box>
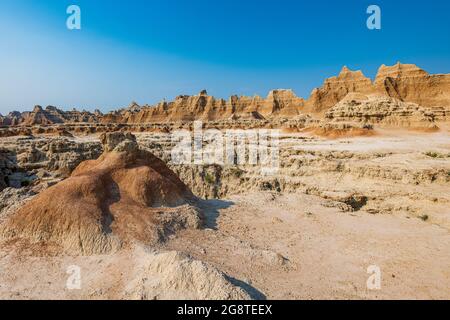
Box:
<box><xmin>0</xmin><ymin>0</ymin><xmax>449</xmax><ymax>113</ymax></box>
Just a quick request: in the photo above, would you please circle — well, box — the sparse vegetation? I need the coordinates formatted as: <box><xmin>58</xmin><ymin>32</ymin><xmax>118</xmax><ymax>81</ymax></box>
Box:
<box><xmin>424</xmin><ymin>151</ymin><xmax>450</xmax><ymax>159</ymax></box>
<box><xmin>419</xmin><ymin>214</ymin><xmax>429</xmax><ymax>221</ymax></box>
<box><xmin>204</xmin><ymin>172</ymin><xmax>216</xmax><ymax>185</ymax></box>
<box><xmin>425</xmin><ymin>152</ymin><xmax>439</xmax><ymax>158</ymax></box>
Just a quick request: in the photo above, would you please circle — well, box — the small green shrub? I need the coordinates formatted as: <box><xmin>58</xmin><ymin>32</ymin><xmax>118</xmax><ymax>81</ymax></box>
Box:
<box><xmin>424</xmin><ymin>151</ymin><xmax>450</xmax><ymax>159</ymax></box>
<box><xmin>204</xmin><ymin>173</ymin><xmax>215</xmax><ymax>185</ymax></box>
<box><xmin>424</xmin><ymin>151</ymin><xmax>439</xmax><ymax>158</ymax></box>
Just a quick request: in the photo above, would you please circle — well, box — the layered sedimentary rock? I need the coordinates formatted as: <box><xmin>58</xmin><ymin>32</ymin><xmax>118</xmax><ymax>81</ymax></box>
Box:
<box><xmin>374</xmin><ymin>63</ymin><xmax>450</xmax><ymax>109</ymax></box>
<box><xmin>0</xmin><ymin>133</ymin><xmax>201</xmax><ymax>254</ymax></box>
<box><xmin>304</xmin><ymin>66</ymin><xmax>375</xmax><ymax>113</ymax></box>
<box><xmin>305</xmin><ymin>63</ymin><xmax>450</xmax><ymax>113</ymax></box>
<box><xmin>1</xmin><ymin>63</ymin><xmax>448</xmax><ymax>127</ymax></box>
<box><xmin>0</xmin><ymin>111</ymin><xmax>23</xmax><ymax>126</ymax></box>
<box><xmin>0</xmin><ymin>106</ymin><xmax>102</xmax><ymax>126</ymax></box>
<box><xmin>0</xmin><ymin>136</ymin><xmax>102</xmax><ymax>191</ymax></box>
<box><xmin>102</xmin><ymin>89</ymin><xmax>305</xmax><ymax>124</ymax></box>
<box><xmin>325</xmin><ymin>94</ymin><xmax>442</xmax><ymax>129</ymax></box>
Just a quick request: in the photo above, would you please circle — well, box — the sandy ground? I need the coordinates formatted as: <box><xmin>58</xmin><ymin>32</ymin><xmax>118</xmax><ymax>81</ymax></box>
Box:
<box><xmin>0</xmin><ymin>130</ymin><xmax>449</xmax><ymax>300</ymax></box>
<box><xmin>1</xmin><ymin>191</ymin><xmax>448</xmax><ymax>300</ymax></box>
<box><xmin>165</xmin><ymin>192</ymin><xmax>450</xmax><ymax>299</ymax></box>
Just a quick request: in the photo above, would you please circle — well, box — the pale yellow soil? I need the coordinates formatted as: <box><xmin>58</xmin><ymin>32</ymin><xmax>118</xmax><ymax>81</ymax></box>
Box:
<box><xmin>0</xmin><ymin>130</ymin><xmax>449</xmax><ymax>300</ymax></box>
<box><xmin>165</xmin><ymin>192</ymin><xmax>450</xmax><ymax>299</ymax></box>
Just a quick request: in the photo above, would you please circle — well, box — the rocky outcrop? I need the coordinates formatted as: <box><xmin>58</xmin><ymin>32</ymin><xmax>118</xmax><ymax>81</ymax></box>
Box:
<box><xmin>0</xmin><ymin>187</ymin><xmax>36</xmax><ymax>223</ymax></box>
<box><xmin>100</xmin><ymin>132</ymin><xmax>137</xmax><ymax>152</ymax></box>
<box><xmin>0</xmin><ymin>133</ymin><xmax>201</xmax><ymax>255</ymax></box>
<box><xmin>325</xmin><ymin>94</ymin><xmax>440</xmax><ymax>129</ymax></box>
<box><xmin>305</xmin><ymin>66</ymin><xmax>375</xmax><ymax>113</ymax></box>
<box><xmin>1</xmin><ymin>106</ymin><xmax>101</xmax><ymax>126</ymax></box>
<box><xmin>0</xmin><ymin>111</ymin><xmax>23</xmax><ymax>126</ymax></box>
<box><xmin>102</xmin><ymin>89</ymin><xmax>305</xmax><ymax>124</ymax></box>
<box><xmin>100</xmin><ymin>63</ymin><xmax>450</xmax><ymax>123</ymax></box>
<box><xmin>1</xmin><ymin>63</ymin><xmax>448</xmax><ymax>128</ymax></box>
<box><xmin>2</xmin><ymin>137</ymin><xmax>102</xmax><ymax>186</ymax></box>
<box><xmin>306</xmin><ymin>63</ymin><xmax>450</xmax><ymax>113</ymax></box>
<box><xmin>374</xmin><ymin>63</ymin><xmax>450</xmax><ymax>109</ymax></box>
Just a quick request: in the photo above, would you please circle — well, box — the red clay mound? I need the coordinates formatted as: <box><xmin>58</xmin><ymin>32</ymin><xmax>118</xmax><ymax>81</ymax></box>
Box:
<box><xmin>309</xmin><ymin>127</ymin><xmax>376</xmax><ymax>139</ymax></box>
<box><xmin>0</xmin><ymin>133</ymin><xmax>201</xmax><ymax>255</ymax></box>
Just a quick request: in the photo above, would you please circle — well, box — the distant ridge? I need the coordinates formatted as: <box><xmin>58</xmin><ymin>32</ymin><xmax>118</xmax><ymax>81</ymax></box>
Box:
<box><xmin>1</xmin><ymin>63</ymin><xmax>449</xmax><ymax>126</ymax></box>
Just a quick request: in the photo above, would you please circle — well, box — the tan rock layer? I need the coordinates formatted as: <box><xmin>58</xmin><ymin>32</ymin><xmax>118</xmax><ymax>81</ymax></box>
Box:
<box><xmin>101</xmin><ymin>63</ymin><xmax>450</xmax><ymax>122</ymax></box>
<box><xmin>325</xmin><ymin>95</ymin><xmax>442</xmax><ymax>129</ymax></box>
<box><xmin>305</xmin><ymin>63</ymin><xmax>450</xmax><ymax>113</ymax></box>
<box><xmin>1</xmin><ymin>63</ymin><xmax>449</xmax><ymax>126</ymax></box>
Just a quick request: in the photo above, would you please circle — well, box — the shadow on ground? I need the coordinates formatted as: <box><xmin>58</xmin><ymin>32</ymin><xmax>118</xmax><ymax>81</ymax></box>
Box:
<box><xmin>227</xmin><ymin>276</ymin><xmax>267</xmax><ymax>300</ymax></box>
<box><xmin>199</xmin><ymin>199</ymin><xmax>234</xmax><ymax>230</ymax></box>
<box><xmin>196</xmin><ymin>198</ymin><xmax>267</xmax><ymax>299</ymax></box>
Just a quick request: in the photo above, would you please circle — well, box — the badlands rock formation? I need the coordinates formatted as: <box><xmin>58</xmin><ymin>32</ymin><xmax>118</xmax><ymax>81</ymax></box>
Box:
<box><xmin>374</xmin><ymin>63</ymin><xmax>450</xmax><ymax>108</ymax></box>
<box><xmin>99</xmin><ymin>63</ymin><xmax>449</xmax><ymax>123</ymax></box>
<box><xmin>0</xmin><ymin>133</ymin><xmax>201</xmax><ymax>255</ymax></box>
<box><xmin>0</xmin><ymin>128</ymin><xmax>449</xmax><ymax>299</ymax></box>
<box><xmin>0</xmin><ymin>62</ymin><xmax>448</xmax><ymax>300</ymax></box>
<box><xmin>2</xmin><ymin>63</ymin><xmax>447</xmax><ymax>129</ymax></box>
<box><xmin>0</xmin><ymin>134</ymin><xmax>260</xmax><ymax>300</ymax></box>
<box><xmin>325</xmin><ymin>94</ymin><xmax>442</xmax><ymax>130</ymax></box>
<box><xmin>0</xmin><ymin>136</ymin><xmax>102</xmax><ymax>193</ymax></box>
<box><xmin>305</xmin><ymin>63</ymin><xmax>450</xmax><ymax>113</ymax></box>
<box><xmin>305</xmin><ymin>66</ymin><xmax>375</xmax><ymax>113</ymax></box>
<box><xmin>101</xmin><ymin>89</ymin><xmax>305</xmax><ymax>124</ymax></box>
<box><xmin>0</xmin><ymin>105</ymin><xmax>101</xmax><ymax>126</ymax></box>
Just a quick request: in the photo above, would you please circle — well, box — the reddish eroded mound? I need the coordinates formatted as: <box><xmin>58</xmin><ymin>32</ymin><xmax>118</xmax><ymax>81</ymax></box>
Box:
<box><xmin>305</xmin><ymin>124</ymin><xmax>376</xmax><ymax>139</ymax></box>
<box><xmin>0</xmin><ymin>133</ymin><xmax>201</xmax><ymax>255</ymax></box>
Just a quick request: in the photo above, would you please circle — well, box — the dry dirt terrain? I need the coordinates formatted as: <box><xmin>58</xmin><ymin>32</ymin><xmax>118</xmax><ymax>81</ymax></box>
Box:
<box><xmin>0</xmin><ymin>62</ymin><xmax>449</xmax><ymax>299</ymax></box>
<box><xmin>0</xmin><ymin>129</ymin><xmax>449</xmax><ymax>300</ymax></box>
